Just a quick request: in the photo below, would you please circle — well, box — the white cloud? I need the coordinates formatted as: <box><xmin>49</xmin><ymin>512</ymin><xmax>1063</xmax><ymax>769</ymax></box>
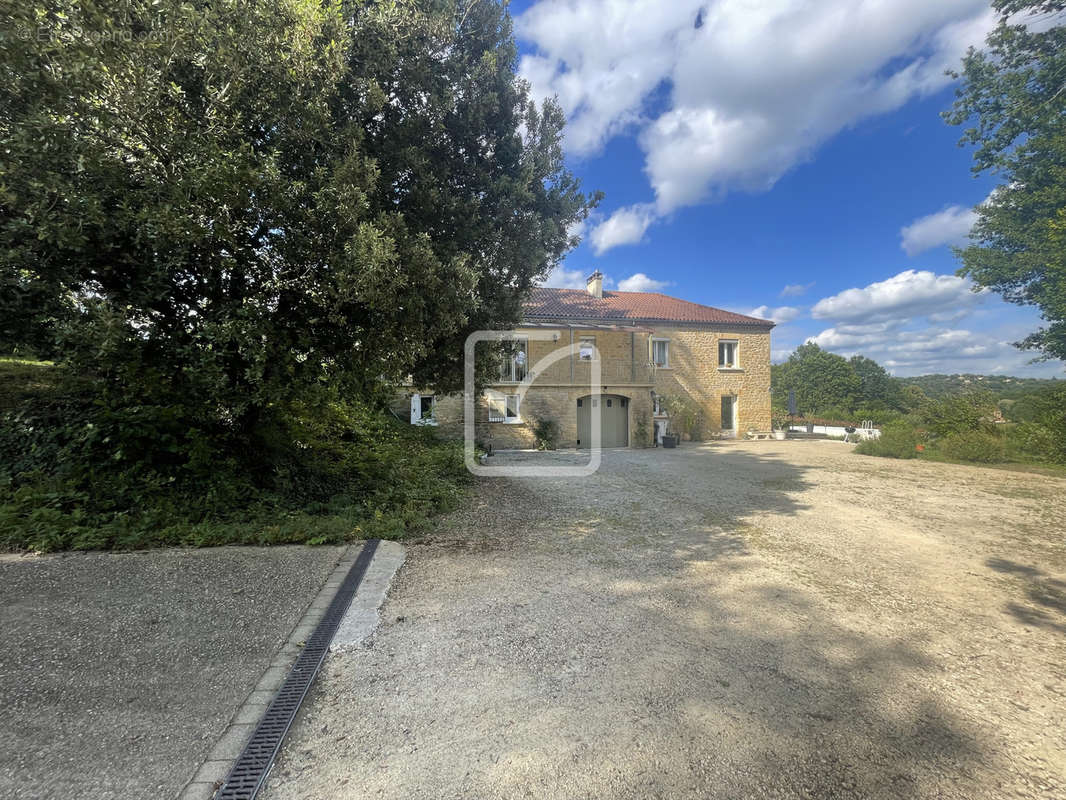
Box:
<box><xmin>900</xmin><ymin>204</ymin><xmax>978</xmax><ymax>256</ymax></box>
<box><xmin>588</xmin><ymin>203</ymin><xmax>656</xmax><ymax>255</ymax></box>
<box><xmin>804</xmin><ymin>325</ymin><xmax>1019</xmax><ymax>375</ymax></box>
<box><xmin>810</xmin><ymin>269</ymin><xmax>984</xmax><ymax>324</ymax></box>
<box><xmin>617</xmin><ymin>272</ymin><xmax>672</xmax><ymax>292</ymax></box>
<box><xmin>541</xmin><ymin>266</ymin><xmax>588</xmax><ymax>289</ymax></box>
<box><xmin>780</xmin><ymin>282</ymin><xmax>814</xmax><ymax>298</ymax></box>
<box><xmin>518</xmin><ymin>0</ymin><xmax>996</xmax><ymax>246</ymax></box>
<box><xmin>749</xmin><ymin>305</ymin><xmax>802</xmax><ymax>323</ymax></box>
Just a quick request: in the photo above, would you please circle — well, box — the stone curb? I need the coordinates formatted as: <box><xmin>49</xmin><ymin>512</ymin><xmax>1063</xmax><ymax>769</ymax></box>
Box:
<box><xmin>174</xmin><ymin>543</ymin><xmax>366</xmax><ymax>800</ymax></box>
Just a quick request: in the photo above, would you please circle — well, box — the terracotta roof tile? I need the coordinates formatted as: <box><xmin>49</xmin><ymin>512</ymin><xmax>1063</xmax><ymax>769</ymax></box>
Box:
<box><xmin>523</xmin><ymin>287</ymin><xmax>774</xmax><ymax>327</ymax></box>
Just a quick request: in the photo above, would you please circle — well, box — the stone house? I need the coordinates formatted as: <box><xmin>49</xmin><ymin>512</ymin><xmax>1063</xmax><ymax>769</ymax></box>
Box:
<box><xmin>403</xmin><ymin>271</ymin><xmax>774</xmax><ymax>449</ymax></box>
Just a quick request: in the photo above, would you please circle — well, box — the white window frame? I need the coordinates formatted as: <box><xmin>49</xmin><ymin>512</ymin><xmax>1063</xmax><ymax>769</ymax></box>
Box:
<box><xmin>410</xmin><ymin>393</ymin><xmax>437</xmax><ymax>426</ymax></box>
<box><xmin>718</xmin><ymin>339</ymin><xmax>740</xmax><ymax>369</ymax></box>
<box><xmin>578</xmin><ymin>335</ymin><xmax>596</xmax><ymax>361</ymax></box>
<box><xmin>498</xmin><ymin>337</ymin><xmax>528</xmax><ymax>383</ymax></box>
<box><xmin>487</xmin><ymin>392</ymin><xmax>522</xmax><ymax>424</ymax></box>
<box><xmin>650</xmin><ymin>337</ymin><xmax>670</xmax><ymax>368</ymax></box>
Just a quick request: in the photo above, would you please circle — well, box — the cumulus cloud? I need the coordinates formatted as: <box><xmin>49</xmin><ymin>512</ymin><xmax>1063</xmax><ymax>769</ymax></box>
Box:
<box><xmin>518</xmin><ymin>0</ymin><xmax>995</xmax><ymax>246</ymax></box>
<box><xmin>617</xmin><ymin>272</ymin><xmax>672</xmax><ymax>292</ymax></box>
<box><xmin>541</xmin><ymin>266</ymin><xmax>589</xmax><ymax>289</ymax></box>
<box><xmin>780</xmin><ymin>282</ymin><xmax>814</xmax><ymax>298</ymax></box>
<box><xmin>588</xmin><ymin>204</ymin><xmax>656</xmax><ymax>255</ymax></box>
<box><xmin>748</xmin><ymin>305</ymin><xmax>802</xmax><ymax>323</ymax></box>
<box><xmin>805</xmin><ymin>325</ymin><xmax>1013</xmax><ymax>374</ymax></box>
<box><xmin>900</xmin><ymin>204</ymin><xmax>978</xmax><ymax>256</ymax></box>
<box><xmin>810</xmin><ymin>269</ymin><xmax>984</xmax><ymax>324</ymax></box>
<box><xmin>794</xmin><ymin>268</ymin><xmax>1047</xmax><ymax>375</ymax></box>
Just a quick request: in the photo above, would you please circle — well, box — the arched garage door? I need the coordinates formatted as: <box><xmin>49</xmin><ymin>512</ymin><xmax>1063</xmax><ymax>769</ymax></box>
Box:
<box><xmin>576</xmin><ymin>394</ymin><xmax>629</xmax><ymax>448</ymax></box>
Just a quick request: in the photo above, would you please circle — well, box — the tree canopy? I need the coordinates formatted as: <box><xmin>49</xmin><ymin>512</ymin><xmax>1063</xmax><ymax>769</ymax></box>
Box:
<box><xmin>1</xmin><ymin>0</ymin><xmax>596</xmax><ymax>424</ymax></box>
<box><xmin>944</xmin><ymin>0</ymin><xmax>1066</xmax><ymax>363</ymax></box>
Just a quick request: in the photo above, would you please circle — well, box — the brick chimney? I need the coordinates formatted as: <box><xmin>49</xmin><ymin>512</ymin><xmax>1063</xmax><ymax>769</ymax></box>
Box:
<box><xmin>586</xmin><ymin>270</ymin><xmax>604</xmax><ymax>299</ymax></box>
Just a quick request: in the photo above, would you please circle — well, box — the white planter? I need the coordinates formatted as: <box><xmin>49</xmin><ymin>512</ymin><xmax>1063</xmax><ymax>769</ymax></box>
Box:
<box><xmin>773</xmin><ymin>429</ymin><xmax>787</xmax><ymax>440</ymax></box>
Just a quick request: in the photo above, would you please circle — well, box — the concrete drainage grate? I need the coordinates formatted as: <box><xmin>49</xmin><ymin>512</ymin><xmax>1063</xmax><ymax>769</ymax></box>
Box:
<box><xmin>214</xmin><ymin>539</ymin><xmax>380</xmax><ymax>800</ymax></box>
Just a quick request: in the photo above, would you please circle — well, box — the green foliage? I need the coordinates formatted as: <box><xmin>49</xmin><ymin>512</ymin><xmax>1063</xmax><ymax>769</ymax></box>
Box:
<box><xmin>855</xmin><ymin>421</ymin><xmax>921</xmax><ymax>459</ymax></box>
<box><xmin>1</xmin><ymin>0</ymin><xmax>595</xmax><ymax>434</ymax></box>
<box><xmin>532</xmin><ymin>417</ymin><xmax>559</xmax><ymax>451</ymax></box>
<box><xmin>634</xmin><ymin>412</ymin><xmax>651</xmax><ymax>448</ymax></box>
<box><xmin>944</xmin><ymin>1</ymin><xmax>1066</xmax><ymax>361</ymax></box>
<box><xmin>660</xmin><ymin>392</ymin><xmax>704</xmax><ymax>439</ymax></box>
<box><xmin>938</xmin><ymin>430</ymin><xmax>1007</xmax><ymax>463</ymax></box>
<box><xmin>918</xmin><ymin>390</ymin><xmax>997</xmax><ymax>438</ymax></box>
<box><xmin>849</xmin><ymin>355</ymin><xmax>902</xmax><ymax>411</ymax></box>
<box><xmin>772</xmin><ymin>343</ymin><xmax>867</xmax><ymax>417</ymax></box>
<box><xmin>0</xmin><ymin>363</ymin><xmax>467</xmax><ymax>552</ymax></box>
<box><xmin>0</xmin><ymin>1</ymin><xmax>597</xmax><ymax>550</ymax></box>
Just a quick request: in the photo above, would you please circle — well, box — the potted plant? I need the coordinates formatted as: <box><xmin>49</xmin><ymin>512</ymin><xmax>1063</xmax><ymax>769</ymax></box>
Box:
<box><xmin>661</xmin><ymin>432</ymin><xmax>679</xmax><ymax>448</ymax></box>
<box><xmin>772</xmin><ymin>415</ymin><xmax>788</xmax><ymax>440</ymax></box>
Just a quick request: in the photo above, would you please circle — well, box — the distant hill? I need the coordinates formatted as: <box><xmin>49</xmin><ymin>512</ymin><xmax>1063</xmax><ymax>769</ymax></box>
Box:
<box><xmin>900</xmin><ymin>373</ymin><xmax>1061</xmax><ymax>400</ymax></box>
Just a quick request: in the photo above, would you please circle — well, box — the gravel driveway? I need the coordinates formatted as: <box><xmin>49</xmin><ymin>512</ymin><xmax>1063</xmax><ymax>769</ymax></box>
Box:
<box><xmin>263</xmin><ymin>442</ymin><xmax>1066</xmax><ymax>799</ymax></box>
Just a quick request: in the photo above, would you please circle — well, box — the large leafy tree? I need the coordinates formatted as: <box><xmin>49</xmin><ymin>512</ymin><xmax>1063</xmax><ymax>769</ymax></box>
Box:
<box><xmin>772</xmin><ymin>343</ymin><xmax>862</xmax><ymax>417</ymax></box>
<box><xmin>1</xmin><ymin>0</ymin><xmax>593</xmax><ymax>429</ymax></box>
<box><xmin>849</xmin><ymin>355</ymin><xmax>902</xmax><ymax>411</ymax></box>
<box><xmin>944</xmin><ymin>1</ymin><xmax>1066</xmax><ymax>363</ymax></box>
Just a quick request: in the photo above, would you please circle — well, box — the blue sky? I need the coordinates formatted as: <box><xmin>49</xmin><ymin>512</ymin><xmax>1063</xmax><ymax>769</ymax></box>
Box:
<box><xmin>511</xmin><ymin>0</ymin><xmax>1065</xmax><ymax>377</ymax></box>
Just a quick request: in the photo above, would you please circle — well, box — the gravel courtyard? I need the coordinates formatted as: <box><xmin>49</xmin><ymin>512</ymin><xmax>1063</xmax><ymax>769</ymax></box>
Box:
<box><xmin>263</xmin><ymin>441</ymin><xmax>1066</xmax><ymax>800</ymax></box>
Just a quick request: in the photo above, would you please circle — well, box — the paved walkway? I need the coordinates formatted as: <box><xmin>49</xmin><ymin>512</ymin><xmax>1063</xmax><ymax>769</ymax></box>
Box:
<box><xmin>0</xmin><ymin>545</ymin><xmax>346</xmax><ymax>800</ymax></box>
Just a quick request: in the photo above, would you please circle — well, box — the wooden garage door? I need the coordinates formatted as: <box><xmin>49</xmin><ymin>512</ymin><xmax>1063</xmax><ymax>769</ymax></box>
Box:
<box><xmin>576</xmin><ymin>394</ymin><xmax>629</xmax><ymax>448</ymax></box>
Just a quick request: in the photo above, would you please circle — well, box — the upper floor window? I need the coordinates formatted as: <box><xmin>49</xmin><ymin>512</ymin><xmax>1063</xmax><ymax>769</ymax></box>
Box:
<box><xmin>651</xmin><ymin>338</ymin><xmax>670</xmax><ymax>368</ymax></box>
<box><xmin>718</xmin><ymin>339</ymin><xmax>739</xmax><ymax>368</ymax></box>
<box><xmin>498</xmin><ymin>337</ymin><xmax>527</xmax><ymax>382</ymax></box>
<box><xmin>578</xmin><ymin>336</ymin><xmax>596</xmax><ymax>360</ymax></box>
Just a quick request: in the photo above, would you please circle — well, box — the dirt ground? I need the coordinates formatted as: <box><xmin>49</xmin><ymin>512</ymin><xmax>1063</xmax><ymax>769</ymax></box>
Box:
<box><xmin>263</xmin><ymin>441</ymin><xmax>1066</xmax><ymax>799</ymax></box>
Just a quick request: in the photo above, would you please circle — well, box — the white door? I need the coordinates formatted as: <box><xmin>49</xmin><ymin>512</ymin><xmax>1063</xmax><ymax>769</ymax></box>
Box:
<box><xmin>410</xmin><ymin>394</ymin><xmax>421</xmax><ymax>424</ymax></box>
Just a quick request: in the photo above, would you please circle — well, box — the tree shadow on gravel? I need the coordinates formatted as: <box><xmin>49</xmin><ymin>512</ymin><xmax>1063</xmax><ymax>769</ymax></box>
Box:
<box><xmin>394</xmin><ymin>446</ymin><xmax>1004</xmax><ymax>799</ymax></box>
<box><xmin>986</xmin><ymin>556</ymin><xmax>1066</xmax><ymax>635</ymax></box>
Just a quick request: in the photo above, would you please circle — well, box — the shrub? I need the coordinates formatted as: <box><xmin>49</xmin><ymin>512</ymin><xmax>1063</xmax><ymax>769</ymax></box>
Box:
<box><xmin>937</xmin><ymin>430</ymin><xmax>1006</xmax><ymax>463</ymax></box>
<box><xmin>0</xmin><ymin>371</ymin><xmax>469</xmax><ymax>552</ymax></box>
<box><xmin>854</xmin><ymin>421</ymin><xmax>921</xmax><ymax>459</ymax></box>
<box><xmin>920</xmin><ymin>391</ymin><xmax>997</xmax><ymax>437</ymax></box>
<box><xmin>532</xmin><ymin>418</ymin><xmax>559</xmax><ymax>450</ymax></box>
<box><xmin>1007</xmin><ymin>422</ymin><xmax>1065</xmax><ymax>464</ymax></box>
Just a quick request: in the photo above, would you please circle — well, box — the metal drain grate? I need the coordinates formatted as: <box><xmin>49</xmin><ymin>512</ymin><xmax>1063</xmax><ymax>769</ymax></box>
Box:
<box><xmin>215</xmin><ymin>538</ymin><xmax>381</xmax><ymax>800</ymax></box>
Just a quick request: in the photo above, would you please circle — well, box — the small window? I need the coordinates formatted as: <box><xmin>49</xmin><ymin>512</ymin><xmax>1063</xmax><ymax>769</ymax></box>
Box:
<box><xmin>620</xmin><ymin>398</ymin><xmax>627</xmax><ymax>408</ymax></box>
<box><xmin>410</xmin><ymin>394</ymin><xmax>437</xmax><ymax>426</ymax></box>
<box><xmin>487</xmin><ymin>392</ymin><xmax>521</xmax><ymax>423</ymax></box>
<box><xmin>577</xmin><ymin>398</ymin><xmax>583</xmax><ymax>407</ymax></box>
<box><xmin>606</xmin><ymin>398</ymin><xmax>612</xmax><ymax>407</ymax></box>
<box><xmin>578</xmin><ymin>336</ymin><xmax>596</xmax><ymax>360</ymax></box>
<box><xmin>718</xmin><ymin>340</ymin><xmax>739</xmax><ymax>368</ymax></box>
<box><xmin>653</xmin><ymin>395</ymin><xmax>664</xmax><ymax>415</ymax></box>
<box><xmin>651</xmin><ymin>338</ymin><xmax>669</xmax><ymax>368</ymax></box>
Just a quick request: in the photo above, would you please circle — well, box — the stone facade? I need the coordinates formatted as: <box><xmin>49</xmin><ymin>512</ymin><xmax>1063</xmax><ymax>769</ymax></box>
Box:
<box><xmin>651</xmin><ymin>326</ymin><xmax>772</xmax><ymax>436</ymax></box>
<box><xmin>396</xmin><ymin>322</ymin><xmax>771</xmax><ymax>448</ymax></box>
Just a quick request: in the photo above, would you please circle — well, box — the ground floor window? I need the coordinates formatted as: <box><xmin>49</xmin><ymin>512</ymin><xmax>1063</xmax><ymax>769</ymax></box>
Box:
<box><xmin>410</xmin><ymin>393</ymin><xmax>437</xmax><ymax>425</ymax></box>
<box><xmin>488</xmin><ymin>392</ymin><xmax>521</xmax><ymax>423</ymax></box>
